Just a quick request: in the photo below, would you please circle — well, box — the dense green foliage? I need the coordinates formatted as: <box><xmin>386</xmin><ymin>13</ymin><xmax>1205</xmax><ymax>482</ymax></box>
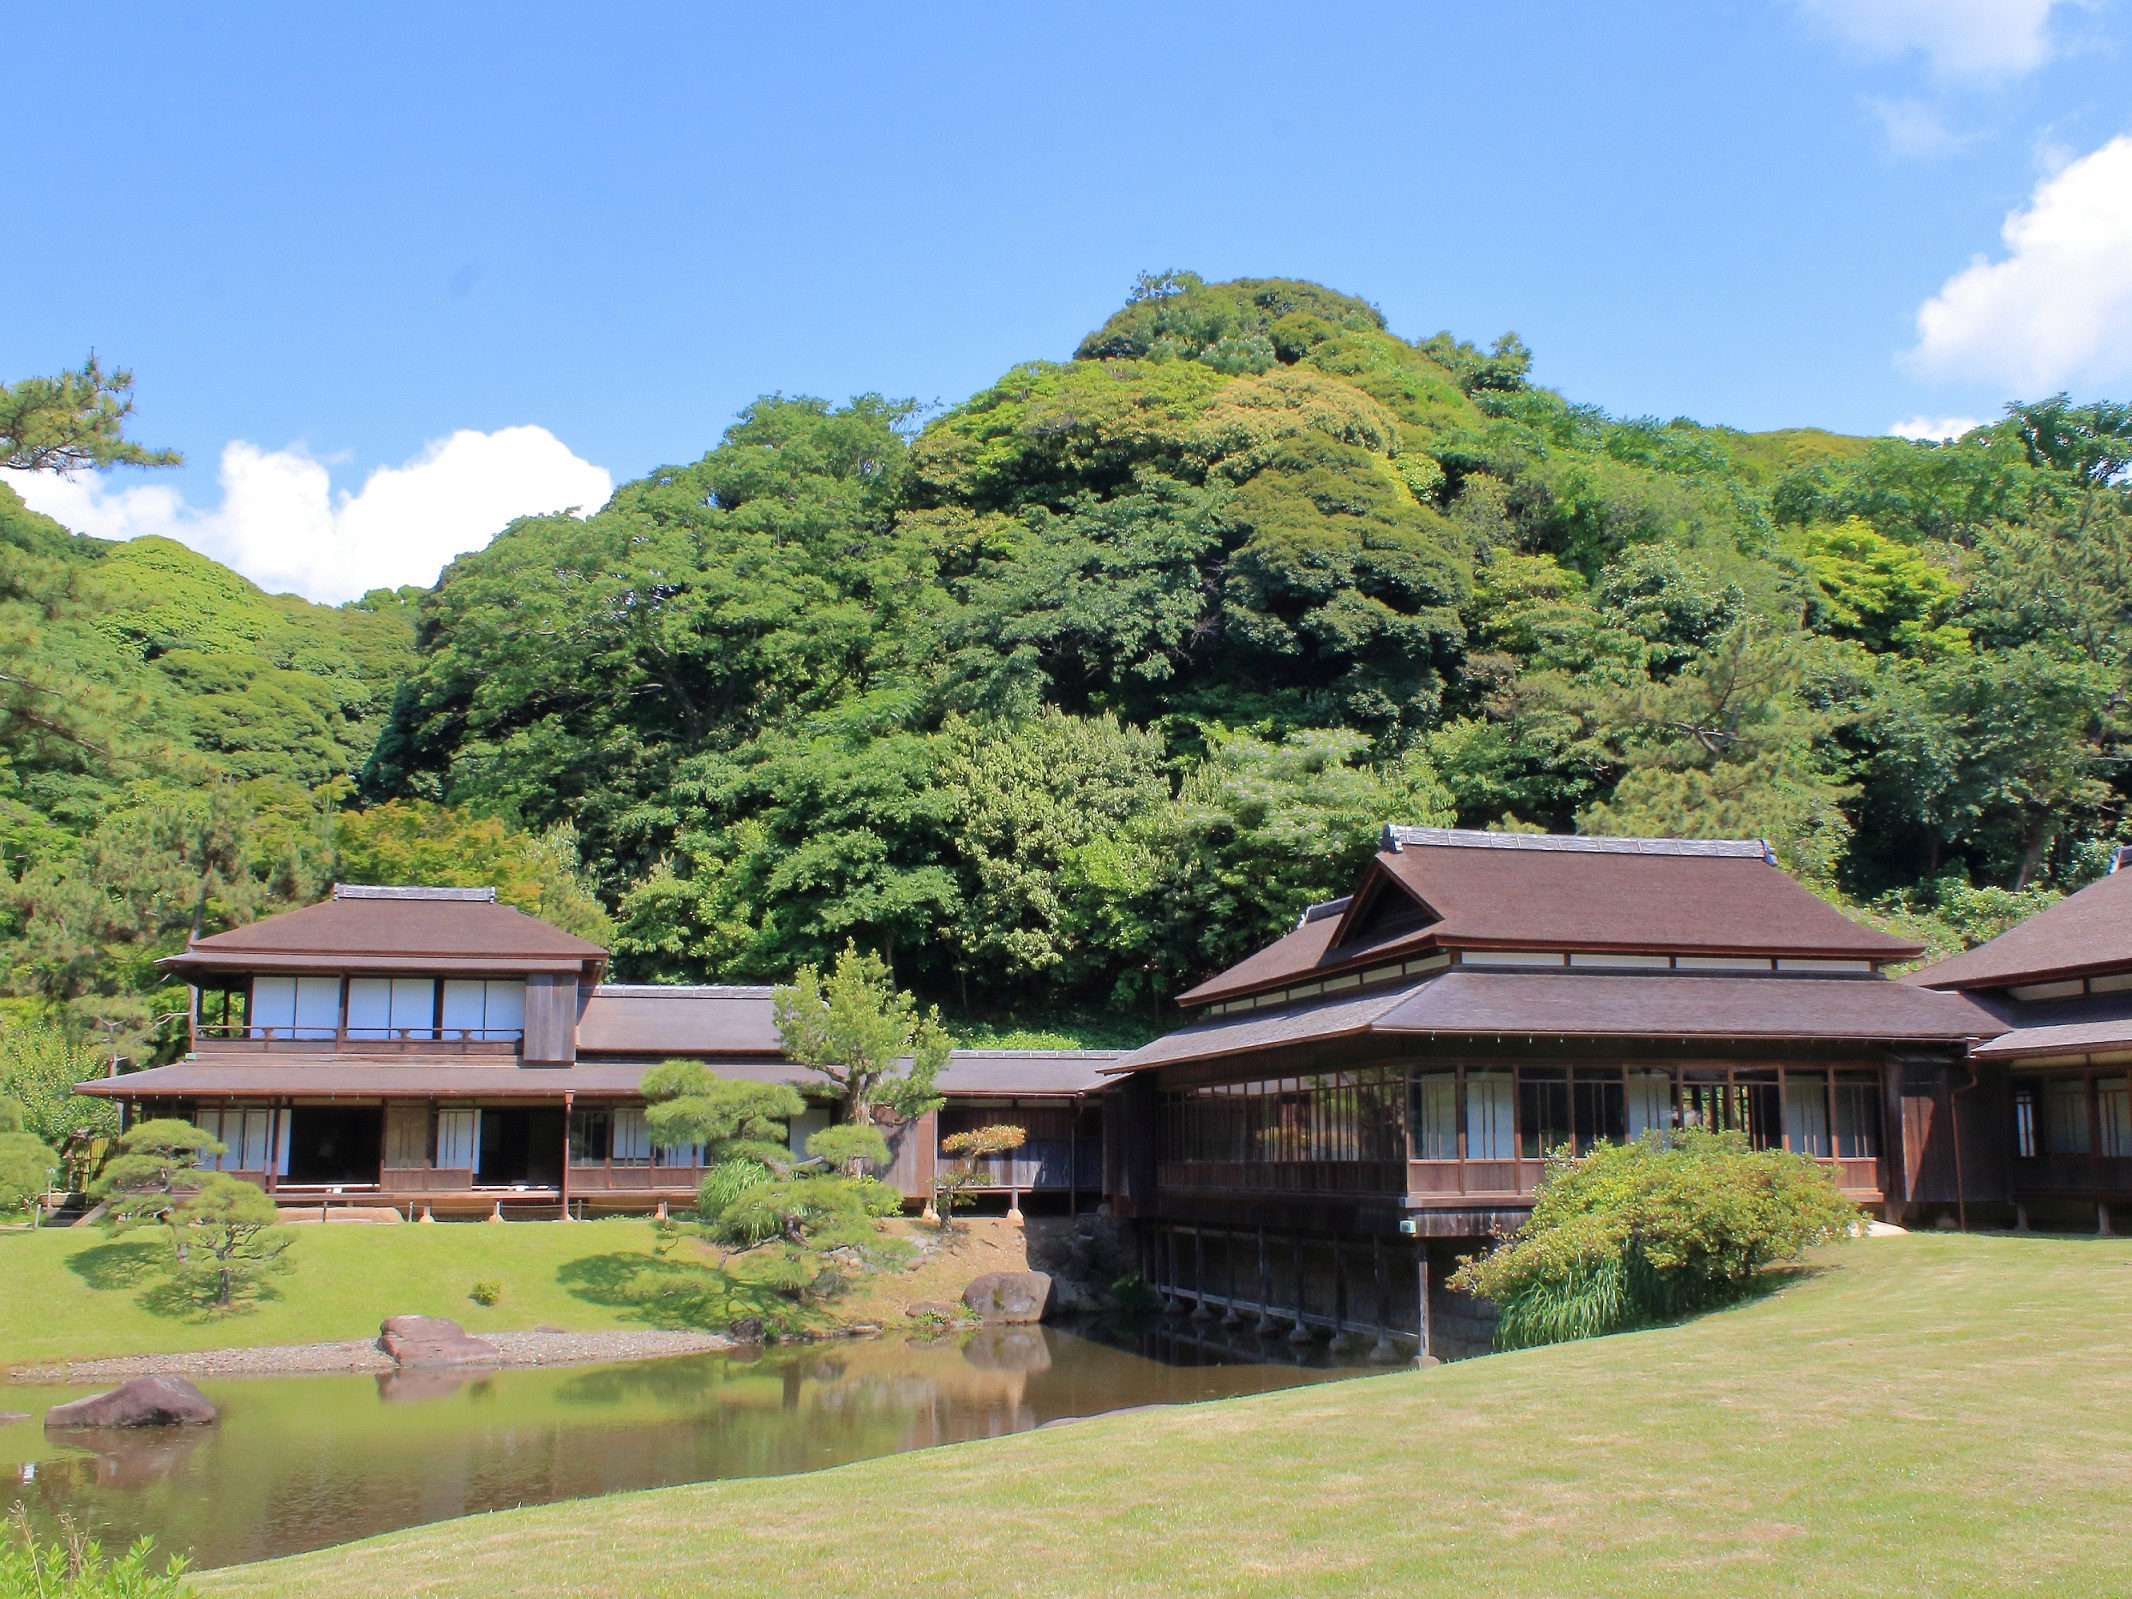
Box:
<box><xmin>0</xmin><ymin>1096</ymin><xmax>60</xmax><ymax>1214</ymax></box>
<box><xmin>1450</xmin><ymin>1131</ymin><xmax>1861</xmax><ymax>1350</ymax></box>
<box><xmin>0</xmin><ymin>478</ymin><xmax>419</xmax><ymax>1054</ymax></box>
<box><xmin>773</xmin><ymin>946</ymin><xmax>950</xmax><ymax>1126</ymax></box>
<box><xmin>165</xmin><ymin>1172</ymin><xmax>293</xmax><ymax>1308</ymax></box>
<box><xmin>13</xmin><ymin>277</ymin><xmax>2132</xmax><ymax>1039</ymax></box>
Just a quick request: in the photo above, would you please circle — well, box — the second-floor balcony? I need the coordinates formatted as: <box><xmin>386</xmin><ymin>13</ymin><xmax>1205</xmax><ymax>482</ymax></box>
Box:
<box><xmin>194</xmin><ymin>1021</ymin><xmax>524</xmax><ymax>1055</ymax></box>
<box><xmin>195</xmin><ymin>974</ymin><xmax>531</xmax><ymax>1056</ymax></box>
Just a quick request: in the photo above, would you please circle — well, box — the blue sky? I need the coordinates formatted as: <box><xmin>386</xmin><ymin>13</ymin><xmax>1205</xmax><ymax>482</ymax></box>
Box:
<box><xmin>7</xmin><ymin>1</ymin><xmax>2130</xmax><ymax>600</ymax></box>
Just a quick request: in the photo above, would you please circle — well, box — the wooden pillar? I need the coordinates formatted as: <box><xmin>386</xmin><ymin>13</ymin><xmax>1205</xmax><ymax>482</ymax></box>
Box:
<box><xmin>1331</xmin><ymin>1242</ymin><xmax>1350</xmax><ymax>1347</ymax></box>
<box><xmin>1369</xmin><ymin>1237</ymin><xmax>1398</xmax><ymax>1362</ymax></box>
<box><xmin>1164</xmin><ymin>1228</ymin><xmax>1186</xmax><ymax>1315</ymax></box>
<box><xmin>559</xmin><ymin>1091</ymin><xmax>574</xmax><ymax>1221</ymax></box>
<box><xmin>1255</xmin><ymin>1227</ymin><xmax>1278</xmax><ymax>1334</ymax></box>
<box><xmin>1415</xmin><ymin>1245</ymin><xmax>1439</xmax><ymax>1367</ymax></box>
<box><xmin>1287</xmin><ymin>1235</ymin><xmax>1314</xmax><ymax>1344</ymax></box>
<box><xmin>1191</xmin><ymin>1231</ymin><xmax>1214</xmax><ymax>1320</ymax></box>
<box><xmin>1068</xmin><ymin>1107</ymin><xmax>1078</xmax><ymax>1219</ymax></box>
<box><xmin>1221</xmin><ymin>1229</ymin><xmax>1244</xmax><ymax>1327</ymax></box>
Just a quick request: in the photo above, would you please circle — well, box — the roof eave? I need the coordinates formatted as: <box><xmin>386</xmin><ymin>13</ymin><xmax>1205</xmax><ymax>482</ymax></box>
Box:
<box><xmin>159</xmin><ymin>953</ymin><xmax>604</xmax><ymax>976</ymax></box>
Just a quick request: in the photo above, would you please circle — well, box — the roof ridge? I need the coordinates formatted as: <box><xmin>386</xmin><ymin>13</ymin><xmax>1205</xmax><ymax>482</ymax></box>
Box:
<box><xmin>593</xmin><ymin>984</ymin><xmax>775</xmax><ymax>998</ymax></box>
<box><xmin>334</xmin><ymin>883</ymin><xmax>499</xmax><ymax>901</ymax></box>
<box><xmin>1382</xmin><ymin>825</ymin><xmax>1774</xmax><ymax>862</ymax></box>
<box><xmin>949</xmin><ymin>1048</ymin><xmax>1125</xmax><ymax>1058</ymax></box>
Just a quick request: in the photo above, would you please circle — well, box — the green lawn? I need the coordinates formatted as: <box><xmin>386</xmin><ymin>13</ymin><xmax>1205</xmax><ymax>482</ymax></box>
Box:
<box><xmin>0</xmin><ymin>1218</ymin><xmax>739</xmax><ymax>1367</ymax></box>
<box><xmin>201</xmin><ymin>1233</ymin><xmax>2132</xmax><ymax>1599</ymax></box>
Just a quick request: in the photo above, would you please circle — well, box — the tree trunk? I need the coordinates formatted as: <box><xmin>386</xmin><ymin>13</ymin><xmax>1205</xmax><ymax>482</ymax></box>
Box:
<box><xmin>2014</xmin><ymin>813</ymin><xmax>2055</xmax><ymax>890</ymax></box>
<box><xmin>218</xmin><ymin>1265</ymin><xmax>232</xmax><ymax>1306</ymax></box>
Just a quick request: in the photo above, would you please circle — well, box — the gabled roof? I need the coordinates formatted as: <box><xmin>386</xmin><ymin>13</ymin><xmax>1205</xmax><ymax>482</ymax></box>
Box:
<box><xmin>577</xmin><ymin>986</ymin><xmax>780</xmax><ymax>1055</ymax></box>
<box><xmin>1114</xmin><ymin>969</ymin><xmax>2000</xmax><ymax>1073</ymax></box>
<box><xmin>161</xmin><ymin>885</ymin><xmax>609</xmax><ymax>978</ymax></box>
<box><xmin>1908</xmin><ymin>865</ymin><xmax>2132</xmax><ymax>992</ymax></box>
<box><xmin>1176</xmin><ymin>828</ymin><xmax>1919</xmax><ymax>1006</ymax></box>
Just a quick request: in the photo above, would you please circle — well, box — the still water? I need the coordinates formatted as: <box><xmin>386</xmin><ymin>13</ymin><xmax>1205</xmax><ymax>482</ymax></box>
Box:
<box><xmin>3</xmin><ymin>1324</ymin><xmax>1376</xmax><ymax>1570</ymax></box>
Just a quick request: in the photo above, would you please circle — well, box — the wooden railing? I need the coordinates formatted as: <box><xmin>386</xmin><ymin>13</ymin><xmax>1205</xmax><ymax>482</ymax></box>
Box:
<box><xmin>1158</xmin><ymin>1159</ymin><xmax>1408</xmax><ymax>1195</ymax></box>
<box><xmin>194</xmin><ymin>1024</ymin><xmax>519</xmax><ymax>1055</ymax></box>
<box><xmin>569</xmin><ymin>1165</ymin><xmax>706</xmax><ymax>1192</ymax></box>
<box><xmin>2012</xmin><ymin>1155</ymin><xmax>2132</xmax><ymax>1195</ymax></box>
<box><xmin>1404</xmin><ymin>1154</ymin><xmax>1885</xmax><ymax>1202</ymax></box>
<box><xmin>948</xmin><ymin>1140</ymin><xmax>1101</xmax><ymax>1191</ymax></box>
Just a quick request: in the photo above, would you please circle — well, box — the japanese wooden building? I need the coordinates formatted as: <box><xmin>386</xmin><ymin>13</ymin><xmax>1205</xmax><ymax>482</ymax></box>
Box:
<box><xmin>81</xmin><ymin>828</ymin><xmax>2131</xmax><ymax>1357</ymax></box>
<box><xmin>1094</xmin><ymin>826</ymin><xmax>2007</xmax><ymax>1351</ymax></box>
<box><xmin>1907</xmin><ymin>848</ymin><xmax>2132</xmax><ymax>1232</ymax></box>
<box><xmin>82</xmin><ymin>885</ymin><xmax>1111</xmax><ymax>1217</ymax></box>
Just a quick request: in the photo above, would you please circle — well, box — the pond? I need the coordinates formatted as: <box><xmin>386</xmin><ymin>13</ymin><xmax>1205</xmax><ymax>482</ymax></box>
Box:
<box><xmin>2</xmin><ymin>1322</ymin><xmax>1384</xmax><ymax>1570</ymax></box>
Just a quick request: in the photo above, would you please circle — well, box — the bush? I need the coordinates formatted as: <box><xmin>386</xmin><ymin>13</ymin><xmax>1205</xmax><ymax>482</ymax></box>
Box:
<box><xmin>0</xmin><ymin>1099</ymin><xmax>59</xmax><ymax>1217</ymax></box>
<box><xmin>1449</xmin><ymin>1130</ymin><xmax>1860</xmax><ymax>1351</ymax></box>
<box><xmin>469</xmin><ymin>1280</ymin><xmax>502</xmax><ymax>1307</ymax></box>
<box><xmin>3</xmin><ymin>1502</ymin><xmax>193</xmax><ymax>1598</ymax></box>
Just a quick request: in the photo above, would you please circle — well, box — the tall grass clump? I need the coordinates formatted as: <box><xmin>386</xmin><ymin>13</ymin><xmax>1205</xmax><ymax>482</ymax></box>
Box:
<box><xmin>1450</xmin><ymin>1130</ymin><xmax>1860</xmax><ymax>1351</ymax></box>
<box><xmin>3</xmin><ymin>1503</ymin><xmax>193</xmax><ymax>1598</ymax></box>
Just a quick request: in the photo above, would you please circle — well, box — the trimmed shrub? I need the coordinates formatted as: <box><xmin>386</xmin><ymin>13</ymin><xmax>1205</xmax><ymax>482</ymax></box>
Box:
<box><xmin>1449</xmin><ymin>1130</ymin><xmax>1860</xmax><ymax>1351</ymax></box>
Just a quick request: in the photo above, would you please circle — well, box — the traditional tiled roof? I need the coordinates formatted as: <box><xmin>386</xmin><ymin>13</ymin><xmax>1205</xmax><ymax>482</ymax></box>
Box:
<box><xmin>1177</xmin><ymin>829</ymin><xmax>1920</xmax><ymax>1006</ymax></box>
<box><xmin>162</xmin><ymin>884</ymin><xmax>609</xmax><ymax>977</ymax></box>
<box><xmin>1114</xmin><ymin>969</ymin><xmax>2000</xmax><ymax>1072</ymax></box>
<box><xmin>577</xmin><ymin>986</ymin><xmax>781</xmax><ymax>1055</ymax></box>
<box><xmin>936</xmin><ymin>1051</ymin><xmax>1123</xmax><ymax>1096</ymax></box>
<box><xmin>1908</xmin><ymin>865</ymin><xmax>2132</xmax><ymax>992</ymax></box>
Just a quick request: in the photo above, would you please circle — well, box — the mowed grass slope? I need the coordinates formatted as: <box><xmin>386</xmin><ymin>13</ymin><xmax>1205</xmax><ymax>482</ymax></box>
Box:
<box><xmin>203</xmin><ymin>1234</ymin><xmax>2132</xmax><ymax>1599</ymax></box>
<box><xmin>0</xmin><ymin>1219</ymin><xmax>683</xmax><ymax>1367</ymax></box>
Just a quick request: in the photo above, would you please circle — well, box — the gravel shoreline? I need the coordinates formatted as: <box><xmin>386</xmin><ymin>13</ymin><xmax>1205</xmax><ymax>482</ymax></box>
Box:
<box><xmin>12</xmin><ymin>1328</ymin><xmax>735</xmax><ymax>1384</ymax></box>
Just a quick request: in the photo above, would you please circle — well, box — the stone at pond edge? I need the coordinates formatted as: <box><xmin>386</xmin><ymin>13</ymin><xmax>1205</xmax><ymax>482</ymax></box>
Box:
<box><xmin>962</xmin><ymin>1270</ymin><xmax>1054</xmax><ymax>1324</ymax></box>
<box><xmin>378</xmin><ymin>1315</ymin><xmax>501</xmax><ymax>1368</ymax></box>
<box><xmin>0</xmin><ymin>1411</ymin><xmax>27</xmax><ymax>1424</ymax></box>
<box><xmin>727</xmin><ymin>1317</ymin><xmax>765</xmax><ymax>1343</ymax></box>
<box><xmin>43</xmin><ymin>1377</ymin><xmax>217</xmax><ymax>1428</ymax></box>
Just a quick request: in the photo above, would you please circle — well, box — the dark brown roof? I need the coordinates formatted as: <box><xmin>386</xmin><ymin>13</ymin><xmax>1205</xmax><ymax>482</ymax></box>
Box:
<box><xmin>1178</xmin><ymin>830</ymin><xmax>1920</xmax><ymax>1006</ymax></box>
<box><xmin>1908</xmin><ymin>868</ymin><xmax>2132</xmax><ymax>991</ymax></box>
<box><xmin>1971</xmin><ymin>1016</ymin><xmax>2132</xmax><ymax>1063</ymax></box>
<box><xmin>94</xmin><ymin>1039</ymin><xmax>1122</xmax><ymax>1101</ymax></box>
<box><xmin>1115</xmin><ymin>970</ymin><xmax>1999</xmax><ymax>1072</ymax></box>
<box><xmin>937</xmin><ymin>1051</ymin><xmax>1122</xmax><ymax>1096</ymax></box>
<box><xmin>78</xmin><ymin>1058</ymin><xmax>782</xmax><ymax>1100</ymax></box>
<box><xmin>162</xmin><ymin>885</ymin><xmax>608</xmax><ymax>978</ymax></box>
<box><xmin>577</xmin><ymin>986</ymin><xmax>781</xmax><ymax>1055</ymax></box>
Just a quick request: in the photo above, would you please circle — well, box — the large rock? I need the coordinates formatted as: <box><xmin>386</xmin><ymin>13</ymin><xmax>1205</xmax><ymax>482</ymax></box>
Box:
<box><xmin>962</xmin><ymin>1270</ymin><xmax>1054</xmax><ymax>1325</ymax></box>
<box><xmin>378</xmin><ymin>1315</ymin><xmax>500</xmax><ymax>1368</ymax></box>
<box><xmin>43</xmin><ymin>1377</ymin><xmax>217</xmax><ymax>1429</ymax></box>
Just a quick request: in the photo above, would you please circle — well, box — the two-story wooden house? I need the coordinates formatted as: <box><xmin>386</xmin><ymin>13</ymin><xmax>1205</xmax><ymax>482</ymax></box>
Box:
<box><xmin>1907</xmin><ymin>850</ymin><xmax>2132</xmax><ymax>1233</ymax></box>
<box><xmin>1095</xmin><ymin>827</ymin><xmax>2003</xmax><ymax>1348</ymax></box>
<box><xmin>84</xmin><ymin>885</ymin><xmax>1112</xmax><ymax>1216</ymax></box>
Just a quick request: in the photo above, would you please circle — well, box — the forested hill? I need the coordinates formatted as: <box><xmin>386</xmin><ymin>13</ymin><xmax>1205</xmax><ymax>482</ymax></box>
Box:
<box><xmin>11</xmin><ymin>272</ymin><xmax>2132</xmax><ymax>1051</ymax></box>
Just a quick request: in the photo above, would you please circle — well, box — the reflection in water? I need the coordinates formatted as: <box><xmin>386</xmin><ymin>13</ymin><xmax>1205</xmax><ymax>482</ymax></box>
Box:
<box><xmin>1</xmin><ymin>1324</ymin><xmax>1375</xmax><ymax>1570</ymax></box>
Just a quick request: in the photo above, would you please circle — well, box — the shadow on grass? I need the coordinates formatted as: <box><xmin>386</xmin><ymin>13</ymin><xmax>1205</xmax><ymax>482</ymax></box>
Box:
<box><xmin>64</xmin><ymin>1238</ymin><xmax>166</xmax><ymax>1292</ymax></box>
<box><xmin>557</xmin><ymin>1250</ymin><xmax>794</xmax><ymax>1335</ymax></box>
<box><xmin>65</xmin><ymin>1236</ymin><xmax>284</xmax><ymax>1323</ymax></box>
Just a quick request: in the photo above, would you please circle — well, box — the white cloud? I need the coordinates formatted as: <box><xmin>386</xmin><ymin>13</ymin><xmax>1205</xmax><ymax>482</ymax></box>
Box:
<box><xmin>1867</xmin><ymin>97</ymin><xmax>1977</xmax><ymax>158</ymax></box>
<box><xmin>5</xmin><ymin>426</ymin><xmax>612</xmax><ymax>605</ymax></box>
<box><xmin>1908</xmin><ymin>135</ymin><xmax>2132</xmax><ymax>391</ymax></box>
<box><xmin>1890</xmin><ymin>415</ymin><xmax>1987</xmax><ymax>440</ymax></box>
<box><xmin>1796</xmin><ymin>0</ymin><xmax>2070</xmax><ymax>82</ymax></box>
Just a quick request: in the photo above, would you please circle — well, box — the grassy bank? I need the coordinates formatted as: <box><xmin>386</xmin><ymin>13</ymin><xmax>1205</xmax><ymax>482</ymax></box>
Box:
<box><xmin>0</xmin><ymin>1219</ymin><xmax>686</xmax><ymax>1367</ymax></box>
<box><xmin>205</xmin><ymin>1233</ymin><xmax>2132</xmax><ymax>1599</ymax></box>
<box><xmin>0</xmin><ymin>1214</ymin><xmax>1049</xmax><ymax>1370</ymax></box>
